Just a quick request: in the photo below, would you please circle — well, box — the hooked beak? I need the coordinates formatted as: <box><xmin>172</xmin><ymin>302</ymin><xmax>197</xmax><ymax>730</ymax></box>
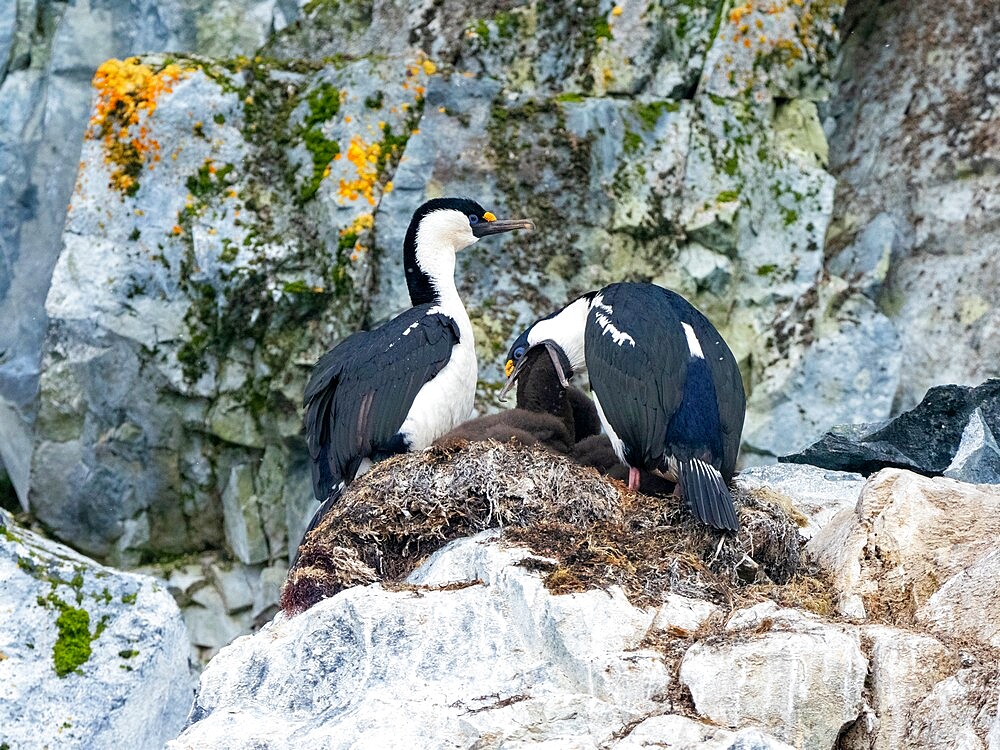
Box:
<box><xmin>498</xmin><ymin>340</ymin><xmax>571</xmax><ymax>402</ymax></box>
<box><xmin>472</xmin><ymin>217</ymin><xmax>535</xmax><ymax>238</ymax></box>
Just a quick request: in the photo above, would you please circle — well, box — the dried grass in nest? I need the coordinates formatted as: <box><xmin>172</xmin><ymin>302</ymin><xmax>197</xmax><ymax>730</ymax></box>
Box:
<box><xmin>281</xmin><ymin>440</ymin><xmax>810</xmax><ymax>615</ymax></box>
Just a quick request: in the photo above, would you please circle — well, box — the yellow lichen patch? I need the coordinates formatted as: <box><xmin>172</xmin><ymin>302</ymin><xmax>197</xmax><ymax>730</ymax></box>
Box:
<box><xmin>337</xmin><ymin>136</ymin><xmax>382</xmax><ymax>205</ymax></box>
<box><xmin>339</xmin><ymin>212</ymin><xmax>375</xmax><ymax>262</ymax></box>
<box><xmin>88</xmin><ymin>57</ymin><xmax>188</xmax><ymax>196</ymax></box>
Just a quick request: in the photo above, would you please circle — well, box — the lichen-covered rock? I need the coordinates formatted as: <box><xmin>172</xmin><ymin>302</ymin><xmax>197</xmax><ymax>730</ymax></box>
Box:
<box><xmin>33</xmin><ymin>53</ymin><xmax>430</xmax><ymax>566</ymax></box>
<box><xmin>0</xmin><ymin>0</ymin><xmax>294</xmax><ymax>508</ymax></box>
<box><xmin>679</xmin><ymin>601</ymin><xmax>867</xmax><ymax>750</ymax></box>
<box><xmin>807</xmin><ymin>469</ymin><xmax>1000</xmax><ymax>633</ymax></box>
<box><xmin>0</xmin><ymin>510</ymin><xmax>191</xmax><ymax>749</ymax></box>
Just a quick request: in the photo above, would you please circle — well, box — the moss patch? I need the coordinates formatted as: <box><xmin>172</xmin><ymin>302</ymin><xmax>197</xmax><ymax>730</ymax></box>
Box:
<box><xmin>52</xmin><ymin>607</ymin><xmax>94</xmax><ymax>677</ymax></box>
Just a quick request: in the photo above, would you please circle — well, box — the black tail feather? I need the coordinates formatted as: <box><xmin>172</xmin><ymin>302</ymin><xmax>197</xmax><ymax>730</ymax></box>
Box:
<box><xmin>678</xmin><ymin>458</ymin><xmax>739</xmax><ymax>532</ymax></box>
<box><xmin>291</xmin><ymin>484</ymin><xmax>344</xmax><ymax>565</ymax></box>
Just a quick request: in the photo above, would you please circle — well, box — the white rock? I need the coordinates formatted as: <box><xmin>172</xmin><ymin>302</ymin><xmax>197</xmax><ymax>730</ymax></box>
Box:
<box><xmin>839</xmin><ymin>626</ymin><xmax>957</xmax><ymax>750</ymax></box>
<box><xmin>917</xmin><ymin>547</ymin><xmax>1000</xmax><ymax>650</ymax></box>
<box><xmin>0</xmin><ymin>510</ymin><xmax>191</xmax><ymax>749</ymax></box>
<box><xmin>907</xmin><ymin>668</ymin><xmax>1000</xmax><ymax>750</ymax></box>
<box><xmin>679</xmin><ymin>602</ymin><xmax>867</xmax><ymax>750</ymax></box>
<box><xmin>737</xmin><ymin>463</ymin><xmax>865</xmax><ymax>538</ymax></box>
<box><xmin>170</xmin><ymin>533</ymin><xmax>672</xmax><ymax>748</ymax></box>
<box><xmin>613</xmin><ymin>714</ymin><xmax>795</xmax><ymax>749</ymax></box>
<box><xmin>807</xmin><ymin>469</ymin><xmax>1000</xmax><ymax>621</ymax></box>
<box><xmin>651</xmin><ymin>593</ymin><xmax>723</xmax><ymax>636</ymax></box>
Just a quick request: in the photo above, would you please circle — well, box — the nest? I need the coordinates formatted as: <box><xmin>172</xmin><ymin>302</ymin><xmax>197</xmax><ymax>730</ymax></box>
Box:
<box><xmin>281</xmin><ymin>440</ymin><xmax>811</xmax><ymax>615</ymax></box>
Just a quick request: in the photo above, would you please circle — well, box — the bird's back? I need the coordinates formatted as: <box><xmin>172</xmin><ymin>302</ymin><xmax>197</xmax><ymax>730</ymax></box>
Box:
<box><xmin>584</xmin><ymin>283</ymin><xmax>744</xmax><ymax>478</ymax></box>
<box><xmin>303</xmin><ymin>304</ymin><xmax>461</xmax><ymax>502</ymax></box>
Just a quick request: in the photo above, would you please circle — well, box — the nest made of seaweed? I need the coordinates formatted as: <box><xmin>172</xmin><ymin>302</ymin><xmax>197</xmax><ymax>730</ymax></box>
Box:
<box><xmin>282</xmin><ymin>440</ymin><xmax>820</xmax><ymax>616</ymax></box>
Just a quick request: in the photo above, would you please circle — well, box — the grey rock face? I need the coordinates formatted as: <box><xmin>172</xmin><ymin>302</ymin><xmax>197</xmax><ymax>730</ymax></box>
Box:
<box><xmin>825</xmin><ymin>0</ymin><xmax>1000</xmax><ymax>411</ymax></box>
<box><xmin>24</xmin><ymin>0</ymin><xmax>850</xmax><ymax>572</ymax></box>
<box><xmin>0</xmin><ymin>0</ymin><xmax>295</xmax><ymax>508</ymax></box>
<box><xmin>0</xmin><ymin>509</ymin><xmax>191</xmax><ymax>750</ymax></box>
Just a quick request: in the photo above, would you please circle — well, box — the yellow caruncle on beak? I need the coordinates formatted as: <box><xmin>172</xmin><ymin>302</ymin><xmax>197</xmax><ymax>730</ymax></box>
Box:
<box><xmin>483</xmin><ymin>211</ymin><xmax>497</xmax><ymax>222</ymax></box>
<box><xmin>504</xmin><ymin>359</ymin><xmax>514</xmax><ymax>378</ymax></box>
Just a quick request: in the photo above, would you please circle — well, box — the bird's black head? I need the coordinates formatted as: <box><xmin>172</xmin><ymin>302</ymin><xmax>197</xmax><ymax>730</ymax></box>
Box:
<box><xmin>504</xmin><ymin>327</ymin><xmax>533</xmax><ymax>380</ymax></box>
<box><xmin>403</xmin><ymin>197</ymin><xmax>534</xmax><ymax>305</ymax></box>
<box><xmin>499</xmin><ymin>337</ymin><xmax>574</xmax><ymax>402</ymax></box>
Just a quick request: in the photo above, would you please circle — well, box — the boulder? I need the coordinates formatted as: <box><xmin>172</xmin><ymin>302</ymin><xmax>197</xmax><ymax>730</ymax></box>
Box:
<box><xmin>807</xmin><ymin>469</ymin><xmax>1000</xmax><ymax>631</ymax></box>
<box><xmin>679</xmin><ymin>602</ymin><xmax>867</xmax><ymax>750</ymax></box>
<box><xmin>614</xmin><ymin>715</ymin><xmax>794</xmax><ymax>750</ymax></box>
<box><xmin>171</xmin><ymin>534</ymin><xmax>675</xmax><ymax>749</ymax></box>
<box><xmin>839</xmin><ymin>626</ymin><xmax>958</xmax><ymax>750</ymax></box>
<box><xmin>0</xmin><ymin>509</ymin><xmax>191</xmax><ymax>749</ymax></box>
<box><xmin>781</xmin><ymin>380</ymin><xmax>1000</xmax><ymax>477</ymax></box>
<box><xmin>905</xmin><ymin>667</ymin><xmax>1000</xmax><ymax>750</ymax></box>
<box><xmin>945</xmin><ymin>408</ymin><xmax>1000</xmax><ymax>484</ymax></box>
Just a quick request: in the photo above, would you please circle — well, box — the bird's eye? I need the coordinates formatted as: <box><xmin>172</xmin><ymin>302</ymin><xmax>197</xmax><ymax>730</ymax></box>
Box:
<box><xmin>468</xmin><ymin>214</ymin><xmax>479</xmax><ymax>225</ymax></box>
<box><xmin>513</xmin><ymin>346</ymin><xmax>526</xmax><ymax>360</ymax></box>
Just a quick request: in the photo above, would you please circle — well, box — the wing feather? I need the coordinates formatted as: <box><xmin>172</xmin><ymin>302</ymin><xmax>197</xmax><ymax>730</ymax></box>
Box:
<box><xmin>584</xmin><ymin>284</ymin><xmax>690</xmax><ymax>468</ymax></box>
<box><xmin>303</xmin><ymin>307</ymin><xmax>460</xmax><ymax>501</ymax></box>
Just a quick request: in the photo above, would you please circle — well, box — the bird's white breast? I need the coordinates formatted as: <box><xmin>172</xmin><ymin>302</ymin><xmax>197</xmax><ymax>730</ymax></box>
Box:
<box><xmin>398</xmin><ymin>301</ymin><xmax>477</xmax><ymax>449</ymax></box>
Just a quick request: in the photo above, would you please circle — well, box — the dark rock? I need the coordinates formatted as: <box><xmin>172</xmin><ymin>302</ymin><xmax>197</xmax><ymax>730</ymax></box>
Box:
<box><xmin>780</xmin><ymin>380</ymin><xmax>1000</xmax><ymax>478</ymax></box>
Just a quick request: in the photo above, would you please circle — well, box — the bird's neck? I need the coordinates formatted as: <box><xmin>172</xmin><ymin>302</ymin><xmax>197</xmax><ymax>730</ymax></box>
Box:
<box><xmin>405</xmin><ymin>236</ymin><xmax>459</xmax><ymax>308</ymax></box>
<box><xmin>530</xmin><ymin>295</ymin><xmax>591</xmax><ymax>372</ymax></box>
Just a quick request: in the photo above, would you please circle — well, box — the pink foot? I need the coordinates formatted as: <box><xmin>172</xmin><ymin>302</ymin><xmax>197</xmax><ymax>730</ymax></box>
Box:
<box><xmin>628</xmin><ymin>466</ymin><xmax>640</xmax><ymax>492</ymax></box>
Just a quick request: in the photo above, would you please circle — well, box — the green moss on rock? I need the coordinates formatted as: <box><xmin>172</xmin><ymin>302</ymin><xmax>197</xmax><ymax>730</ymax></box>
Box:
<box><xmin>52</xmin><ymin>604</ymin><xmax>93</xmax><ymax>677</ymax></box>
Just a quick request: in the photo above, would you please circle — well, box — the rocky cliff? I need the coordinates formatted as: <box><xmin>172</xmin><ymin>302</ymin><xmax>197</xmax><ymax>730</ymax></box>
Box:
<box><xmin>0</xmin><ymin>0</ymin><xmax>998</xmax><ymax>691</ymax></box>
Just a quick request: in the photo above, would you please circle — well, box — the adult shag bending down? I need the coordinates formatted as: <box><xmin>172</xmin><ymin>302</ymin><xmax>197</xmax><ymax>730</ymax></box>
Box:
<box><xmin>503</xmin><ymin>282</ymin><xmax>745</xmax><ymax>532</ymax></box>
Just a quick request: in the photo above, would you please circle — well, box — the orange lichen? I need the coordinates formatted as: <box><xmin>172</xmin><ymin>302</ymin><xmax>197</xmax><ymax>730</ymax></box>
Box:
<box><xmin>729</xmin><ymin>2</ymin><xmax>753</xmax><ymax>23</ymax></box>
<box><xmin>337</xmin><ymin>136</ymin><xmax>382</xmax><ymax>204</ymax></box>
<box><xmin>88</xmin><ymin>57</ymin><xmax>188</xmax><ymax>196</ymax></box>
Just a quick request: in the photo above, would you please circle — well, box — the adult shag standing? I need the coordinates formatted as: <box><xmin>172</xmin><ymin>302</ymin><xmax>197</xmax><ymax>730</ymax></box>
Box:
<box><xmin>301</xmin><ymin>198</ymin><xmax>533</xmax><ymax>538</ymax></box>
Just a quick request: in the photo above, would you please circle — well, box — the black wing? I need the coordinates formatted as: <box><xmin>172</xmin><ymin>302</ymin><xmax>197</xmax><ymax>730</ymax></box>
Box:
<box><xmin>303</xmin><ymin>306</ymin><xmax>460</xmax><ymax>502</ymax></box>
<box><xmin>584</xmin><ymin>283</ymin><xmax>690</xmax><ymax>468</ymax></box>
<box><xmin>677</xmin><ymin>301</ymin><xmax>745</xmax><ymax>480</ymax></box>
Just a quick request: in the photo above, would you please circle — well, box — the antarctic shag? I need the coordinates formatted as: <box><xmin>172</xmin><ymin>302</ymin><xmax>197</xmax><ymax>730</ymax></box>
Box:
<box><xmin>301</xmin><ymin>198</ymin><xmax>533</xmax><ymax>537</ymax></box>
<box><xmin>503</xmin><ymin>282</ymin><xmax>745</xmax><ymax>531</ymax></box>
